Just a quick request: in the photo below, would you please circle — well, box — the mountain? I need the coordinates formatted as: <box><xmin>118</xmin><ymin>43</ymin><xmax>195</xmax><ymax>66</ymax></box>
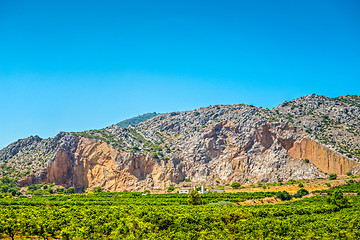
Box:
<box><xmin>0</xmin><ymin>94</ymin><xmax>359</xmax><ymax>191</ymax></box>
<box><xmin>116</xmin><ymin>112</ymin><xmax>159</xmax><ymax>128</ymax></box>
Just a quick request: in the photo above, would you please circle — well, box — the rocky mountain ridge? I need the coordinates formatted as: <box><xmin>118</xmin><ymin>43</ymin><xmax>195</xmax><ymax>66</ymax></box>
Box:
<box><xmin>1</xmin><ymin>94</ymin><xmax>359</xmax><ymax>191</ymax></box>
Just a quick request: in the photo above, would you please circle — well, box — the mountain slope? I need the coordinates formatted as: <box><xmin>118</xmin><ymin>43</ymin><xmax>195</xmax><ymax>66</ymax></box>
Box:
<box><xmin>0</xmin><ymin>94</ymin><xmax>359</xmax><ymax>191</ymax></box>
<box><xmin>116</xmin><ymin>112</ymin><xmax>159</xmax><ymax>128</ymax></box>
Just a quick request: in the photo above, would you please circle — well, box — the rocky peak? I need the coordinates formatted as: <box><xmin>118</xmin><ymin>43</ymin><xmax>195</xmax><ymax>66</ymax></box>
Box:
<box><xmin>1</xmin><ymin>94</ymin><xmax>360</xmax><ymax>191</ymax></box>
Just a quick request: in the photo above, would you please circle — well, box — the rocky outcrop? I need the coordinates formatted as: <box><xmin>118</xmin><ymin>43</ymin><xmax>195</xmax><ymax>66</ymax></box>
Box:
<box><xmin>288</xmin><ymin>137</ymin><xmax>360</xmax><ymax>175</ymax></box>
<box><xmin>3</xmin><ymin>94</ymin><xmax>360</xmax><ymax>191</ymax></box>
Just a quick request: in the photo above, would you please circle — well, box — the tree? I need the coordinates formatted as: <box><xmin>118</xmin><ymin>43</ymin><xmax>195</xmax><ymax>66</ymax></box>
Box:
<box><xmin>167</xmin><ymin>186</ymin><xmax>175</xmax><ymax>192</ymax></box>
<box><xmin>187</xmin><ymin>190</ymin><xmax>202</xmax><ymax>205</ymax></box>
<box><xmin>231</xmin><ymin>182</ymin><xmax>241</xmax><ymax>189</ymax></box>
<box><xmin>64</xmin><ymin>187</ymin><xmax>75</xmax><ymax>194</ymax></box>
<box><xmin>276</xmin><ymin>191</ymin><xmax>292</xmax><ymax>201</ymax></box>
<box><xmin>293</xmin><ymin>189</ymin><xmax>309</xmax><ymax>198</ymax></box>
<box><xmin>327</xmin><ymin>189</ymin><xmax>349</xmax><ymax>208</ymax></box>
<box><xmin>329</xmin><ymin>173</ymin><xmax>337</xmax><ymax>180</ymax></box>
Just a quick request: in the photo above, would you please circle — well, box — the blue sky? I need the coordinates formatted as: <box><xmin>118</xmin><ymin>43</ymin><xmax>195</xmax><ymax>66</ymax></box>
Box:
<box><xmin>0</xmin><ymin>0</ymin><xmax>359</xmax><ymax>148</ymax></box>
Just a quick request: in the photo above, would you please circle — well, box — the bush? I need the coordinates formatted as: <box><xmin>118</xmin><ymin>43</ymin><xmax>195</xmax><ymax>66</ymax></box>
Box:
<box><xmin>346</xmin><ymin>171</ymin><xmax>352</xmax><ymax>176</ymax></box>
<box><xmin>33</xmin><ymin>189</ymin><xmax>44</xmax><ymax>196</ymax></box>
<box><xmin>287</xmin><ymin>179</ymin><xmax>297</xmax><ymax>185</ymax></box>
<box><xmin>94</xmin><ymin>186</ymin><xmax>102</xmax><ymax>193</ymax></box>
<box><xmin>347</xmin><ymin>179</ymin><xmax>354</xmax><ymax>184</ymax></box>
<box><xmin>304</xmin><ymin>159</ymin><xmax>310</xmax><ymax>163</ymax></box>
<box><xmin>231</xmin><ymin>182</ymin><xmax>241</xmax><ymax>189</ymax></box>
<box><xmin>293</xmin><ymin>189</ymin><xmax>309</xmax><ymax>198</ymax></box>
<box><xmin>298</xmin><ymin>182</ymin><xmax>304</xmax><ymax>188</ymax></box>
<box><xmin>64</xmin><ymin>187</ymin><xmax>75</xmax><ymax>194</ymax></box>
<box><xmin>325</xmin><ymin>183</ymin><xmax>331</xmax><ymax>187</ymax></box>
<box><xmin>167</xmin><ymin>186</ymin><xmax>175</xmax><ymax>192</ymax></box>
<box><xmin>196</xmin><ymin>186</ymin><xmax>207</xmax><ymax>191</ymax></box>
<box><xmin>329</xmin><ymin>173</ymin><xmax>337</xmax><ymax>180</ymax></box>
<box><xmin>276</xmin><ymin>191</ymin><xmax>292</xmax><ymax>201</ymax></box>
<box><xmin>257</xmin><ymin>181</ymin><xmax>264</xmax><ymax>188</ymax></box>
<box><xmin>184</xmin><ymin>179</ymin><xmax>191</xmax><ymax>182</ymax></box>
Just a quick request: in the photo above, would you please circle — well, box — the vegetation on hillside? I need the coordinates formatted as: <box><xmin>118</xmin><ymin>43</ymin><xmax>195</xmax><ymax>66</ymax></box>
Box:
<box><xmin>116</xmin><ymin>112</ymin><xmax>159</xmax><ymax>128</ymax></box>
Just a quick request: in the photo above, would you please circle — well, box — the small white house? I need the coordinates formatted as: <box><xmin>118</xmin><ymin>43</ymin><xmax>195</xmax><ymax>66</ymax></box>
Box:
<box><xmin>179</xmin><ymin>188</ymin><xmax>191</xmax><ymax>194</ymax></box>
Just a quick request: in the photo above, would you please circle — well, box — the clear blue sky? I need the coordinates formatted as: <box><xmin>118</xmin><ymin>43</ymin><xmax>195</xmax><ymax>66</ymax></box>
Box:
<box><xmin>0</xmin><ymin>0</ymin><xmax>359</xmax><ymax>149</ymax></box>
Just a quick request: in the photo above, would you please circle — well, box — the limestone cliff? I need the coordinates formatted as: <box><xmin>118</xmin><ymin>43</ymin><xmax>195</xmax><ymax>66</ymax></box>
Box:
<box><xmin>2</xmin><ymin>94</ymin><xmax>360</xmax><ymax>191</ymax></box>
<box><xmin>288</xmin><ymin>137</ymin><xmax>359</xmax><ymax>175</ymax></box>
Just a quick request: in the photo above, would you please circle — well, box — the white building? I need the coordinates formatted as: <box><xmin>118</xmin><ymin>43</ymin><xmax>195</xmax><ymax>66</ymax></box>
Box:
<box><xmin>179</xmin><ymin>188</ymin><xmax>191</xmax><ymax>194</ymax></box>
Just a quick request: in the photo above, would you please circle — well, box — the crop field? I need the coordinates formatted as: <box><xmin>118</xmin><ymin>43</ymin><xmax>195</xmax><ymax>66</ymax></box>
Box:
<box><xmin>0</xmin><ymin>182</ymin><xmax>360</xmax><ymax>239</ymax></box>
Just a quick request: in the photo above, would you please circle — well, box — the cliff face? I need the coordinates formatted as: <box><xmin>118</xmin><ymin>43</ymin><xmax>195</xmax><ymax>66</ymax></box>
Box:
<box><xmin>288</xmin><ymin>137</ymin><xmax>359</xmax><ymax>175</ymax></box>
<box><xmin>19</xmin><ymin>121</ymin><xmax>358</xmax><ymax>191</ymax></box>
<box><xmin>3</xmin><ymin>94</ymin><xmax>360</xmax><ymax>191</ymax></box>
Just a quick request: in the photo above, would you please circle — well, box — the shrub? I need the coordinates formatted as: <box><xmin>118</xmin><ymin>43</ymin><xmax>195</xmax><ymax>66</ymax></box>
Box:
<box><xmin>167</xmin><ymin>186</ymin><xmax>175</xmax><ymax>192</ymax></box>
<box><xmin>231</xmin><ymin>182</ymin><xmax>241</xmax><ymax>189</ymax></box>
<box><xmin>329</xmin><ymin>173</ymin><xmax>337</xmax><ymax>180</ymax></box>
<box><xmin>195</xmin><ymin>186</ymin><xmax>203</xmax><ymax>191</ymax></box>
<box><xmin>346</xmin><ymin>171</ymin><xmax>352</xmax><ymax>176</ymax></box>
<box><xmin>64</xmin><ymin>187</ymin><xmax>75</xmax><ymax>194</ymax></box>
<box><xmin>33</xmin><ymin>189</ymin><xmax>44</xmax><ymax>196</ymax></box>
<box><xmin>184</xmin><ymin>179</ymin><xmax>191</xmax><ymax>182</ymax></box>
<box><xmin>287</xmin><ymin>179</ymin><xmax>297</xmax><ymax>185</ymax></box>
<box><xmin>94</xmin><ymin>186</ymin><xmax>102</xmax><ymax>193</ymax></box>
<box><xmin>325</xmin><ymin>183</ymin><xmax>331</xmax><ymax>187</ymax></box>
<box><xmin>257</xmin><ymin>181</ymin><xmax>264</xmax><ymax>188</ymax></box>
<box><xmin>276</xmin><ymin>191</ymin><xmax>292</xmax><ymax>201</ymax></box>
<box><xmin>293</xmin><ymin>189</ymin><xmax>309</xmax><ymax>198</ymax></box>
<box><xmin>304</xmin><ymin>159</ymin><xmax>310</xmax><ymax>163</ymax></box>
<box><xmin>347</xmin><ymin>179</ymin><xmax>354</xmax><ymax>184</ymax></box>
<box><xmin>298</xmin><ymin>182</ymin><xmax>304</xmax><ymax>188</ymax></box>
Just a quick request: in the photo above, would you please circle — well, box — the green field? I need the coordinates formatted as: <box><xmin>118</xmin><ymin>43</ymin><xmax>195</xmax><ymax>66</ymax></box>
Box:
<box><xmin>0</xmin><ymin>183</ymin><xmax>360</xmax><ymax>239</ymax></box>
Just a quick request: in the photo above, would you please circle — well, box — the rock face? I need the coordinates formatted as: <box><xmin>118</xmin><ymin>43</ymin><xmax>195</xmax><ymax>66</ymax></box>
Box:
<box><xmin>2</xmin><ymin>94</ymin><xmax>360</xmax><ymax>191</ymax></box>
<box><xmin>288</xmin><ymin>137</ymin><xmax>359</xmax><ymax>175</ymax></box>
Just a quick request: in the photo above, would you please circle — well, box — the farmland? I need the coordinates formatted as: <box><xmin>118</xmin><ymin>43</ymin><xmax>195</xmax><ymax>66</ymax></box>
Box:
<box><xmin>0</xmin><ymin>181</ymin><xmax>360</xmax><ymax>239</ymax></box>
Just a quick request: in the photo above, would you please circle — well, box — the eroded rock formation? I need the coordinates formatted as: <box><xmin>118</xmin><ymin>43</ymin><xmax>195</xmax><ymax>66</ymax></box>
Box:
<box><xmin>3</xmin><ymin>94</ymin><xmax>360</xmax><ymax>191</ymax></box>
